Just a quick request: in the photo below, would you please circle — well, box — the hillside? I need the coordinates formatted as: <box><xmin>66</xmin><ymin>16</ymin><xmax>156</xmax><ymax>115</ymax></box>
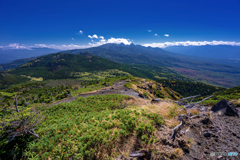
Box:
<box><xmin>164</xmin><ymin>45</ymin><xmax>240</xmax><ymax>60</ymax></box>
<box><xmin>0</xmin><ymin>57</ymin><xmax>37</xmax><ymax>71</ymax></box>
<box><xmin>157</xmin><ymin>79</ymin><xmax>225</xmax><ymax>97</ymax></box>
<box><xmin>8</xmin><ymin>52</ymin><xmax>156</xmax><ymax>80</ymax></box>
<box><xmin>0</xmin><ymin>48</ymin><xmax>59</xmax><ymax>64</ymax></box>
<box><xmin>197</xmin><ymin>86</ymin><xmax>240</xmax><ymax>106</ymax></box>
<box><xmin>0</xmin><ymin>71</ymin><xmax>30</xmax><ymax>89</ymax></box>
<box><xmin>60</xmin><ymin>43</ymin><xmax>240</xmax><ymax>88</ymax></box>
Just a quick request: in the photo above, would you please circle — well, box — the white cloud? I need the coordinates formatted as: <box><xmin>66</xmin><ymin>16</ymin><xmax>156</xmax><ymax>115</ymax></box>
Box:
<box><xmin>88</xmin><ymin>37</ymin><xmax>132</xmax><ymax>47</ymax></box>
<box><xmin>2</xmin><ymin>40</ymin><xmax>239</xmax><ymax>51</ymax></box>
<box><xmin>79</xmin><ymin>30</ymin><xmax>83</xmax><ymax>34</ymax></box>
<box><xmin>107</xmin><ymin>38</ymin><xmax>132</xmax><ymax>45</ymax></box>
<box><xmin>142</xmin><ymin>40</ymin><xmax>240</xmax><ymax>48</ymax></box>
<box><xmin>72</xmin><ymin>38</ymin><xmax>75</xmax><ymax>40</ymax></box>
<box><xmin>92</xmin><ymin>34</ymin><xmax>98</xmax><ymax>39</ymax></box>
<box><xmin>0</xmin><ymin>43</ymin><xmax>32</xmax><ymax>50</ymax></box>
<box><xmin>164</xmin><ymin>34</ymin><xmax>169</xmax><ymax>37</ymax></box>
<box><xmin>33</xmin><ymin>44</ymin><xmax>90</xmax><ymax>50</ymax></box>
<box><xmin>148</xmin><ymin>30</ymin><xmax>152</xmax><ymax>32</ymax></box>
<box><xmin>88</xmin><ymin>34</ymin><xmax>98</xmax><ymax>39</ymax></box>
<box><xmin>154</xmin><ymin>34</ymin><xmax>158</xmax><ymax>36</ymax></box>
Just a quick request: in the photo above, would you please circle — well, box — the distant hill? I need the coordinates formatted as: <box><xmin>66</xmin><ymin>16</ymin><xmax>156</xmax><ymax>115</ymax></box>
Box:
<box><xmin>164</xmin><ymin>45</ymin><xmax>240</xmax><ymax>59</ymax></box>
<box><xmin>164</xmin><ymin>45</ymin><xmax>240</xmax><ymax>67</ymax></box>
<box><xmin>0</xmin><ymin>48</ymin><xmax>59</xmax><ymax>64</ymax></box>
<box><xmin>0</xmin><ymin>57</ymin><xmax>37</xmax><ymax>71</ymax></box>
<box><xmin>8</xmin><ymin>52</ymin><xmax>159</xmax><ymax>80</ymax></box>
<box><xmin>59</xmin><ymin>43</ymin><xmax>240</xmax><ymax>87</ymax></box>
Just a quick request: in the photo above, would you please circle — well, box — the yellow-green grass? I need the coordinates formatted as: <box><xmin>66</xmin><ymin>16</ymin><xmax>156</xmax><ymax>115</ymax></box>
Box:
<box><xmin>21</xmin><ymin>75</ymin><xmax>43</xmax><ymax>81</ymax></box>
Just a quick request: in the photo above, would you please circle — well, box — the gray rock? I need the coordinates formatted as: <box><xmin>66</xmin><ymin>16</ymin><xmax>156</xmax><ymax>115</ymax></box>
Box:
<box><xmin>151</xmin><ymin>98</ymin><xmax>161</xmax><ymax>103</ymax></box>
<box><xmin>204</xmin><ymin>131</ymin><xmax>212</xmax><ymax>137</ymax></box>
<box><xmin>211</xmin><ymin>99</ymin><xmax>239</xmax><ymax>117</ymax></box>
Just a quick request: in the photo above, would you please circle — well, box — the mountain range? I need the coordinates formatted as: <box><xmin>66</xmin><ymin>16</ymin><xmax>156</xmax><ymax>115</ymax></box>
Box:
<box><xmin>164</xmin><ymin>45</ymin><xmax>240</xmax><ymax>67</ymax></box>
<box><xmin>1</xmin><ymin>43</ymin><xmax>240</xmax><ymax>87</ymax></box>
<box><xmin>0</xmin><ymin>48</ymin><xmax>59</xmax><ymax>64</ymax></box>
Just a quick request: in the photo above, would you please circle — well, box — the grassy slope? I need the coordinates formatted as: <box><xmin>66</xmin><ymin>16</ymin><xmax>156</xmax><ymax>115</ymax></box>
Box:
<box><xmin>123</xmin><ymin>77</ymin><xmax>182</xmax><ymax>100</ymax></box>
<box><xmin>23</xmin><ymin>94</ymin><xmax>187</xmax><ymax>159</ymax></box>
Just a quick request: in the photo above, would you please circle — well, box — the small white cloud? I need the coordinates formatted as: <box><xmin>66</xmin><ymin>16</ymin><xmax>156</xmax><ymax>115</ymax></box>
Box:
<box><xmin>88</xmin><ymin>34</ymin><xmax>98</xmax><ymax>39</ymax></box>
<box><xmin>154</xmin><ymin>34</ymin><xmax>159</xmax><ymax>37</ymax></box>
<box><xmin>79</xmin><ymin>30</ymin><xmax>83</xmax><ymax>34</ymax></box>
<box><xmin>72</xmin><ymin>38</ymin><xmax>75</xmax><ymax>40</ymax></box>
<box><xmin>91</xmin><ymin>39</ymin><xmax>94</xmax><ymax>42</ymax></box>
<box><xmin>148</xmin><ymin>30</ymin><xmax>152</xmax><ymax>32</ymax></box>
<box><xmin>92</xmin><ymin>34</ymin><xmax>98</xmax><ymax>39</ymax></box>
<box><xmin>164</xmin><ymin>34</ymin><xmax>169</xmax><ymax>37</ymax></box>
<box><xmin>99</xmin><ymin>36</ymin><xmax>104</xmax><ymax>40</ymax></box>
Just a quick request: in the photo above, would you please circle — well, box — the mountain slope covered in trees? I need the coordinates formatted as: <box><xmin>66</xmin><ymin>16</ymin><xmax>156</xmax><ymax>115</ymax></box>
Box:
<box><xmin>7</xmin><ymin>52</ymin><xmax>158</xmax><ymax>80</ymax></box>
<box><xmin>59</xmin><ymin>43</ymin><xmax>240</xmax><ymax>87</ymax></box>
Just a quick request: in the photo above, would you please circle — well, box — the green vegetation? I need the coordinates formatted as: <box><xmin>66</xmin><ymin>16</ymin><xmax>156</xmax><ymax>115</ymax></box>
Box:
<box><xmin>198</xmin><ymin>86</ymin><xmax>240</xmax><ymax>106</ymax></box>
<box><xmin>0</xmin><ymin>57</ymin><xmax>36</xmax><ymax>72</ymax></box>
<box><xmin>157</xmin><ymin>79</ymin><xmax>225</xmax><ymax>97</ymax></box>
<box><xmin>123</xmin><ymin>77</ymin><xmax>181</xmax><ymax>100</ymax></box>
<box><xmin>1</xmin><ymin>94</ymin><xmax>165</xmax><ymax>159</ymax></box>
<box><xmin>63</xmin><ymin>43</ymin><xmax>240</xmax><ymax>87</ymax></box>
<box><xmin>8</xmin><ymin>53</ymin><xmax>154</xmax><ymax>80</ymax></box>
<box><xmin>71</xmin><ymin>69</ymin><xmax>131</xmax><ymax>81</ymax></box>
<box><xmin>0</xmin><ymin>71</ymin><xmax>30</xmax><ymax>90</ymax></box>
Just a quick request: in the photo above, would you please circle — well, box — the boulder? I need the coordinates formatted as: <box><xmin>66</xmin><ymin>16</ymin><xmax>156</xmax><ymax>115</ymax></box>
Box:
<box><xmin>203</xmin><ymin>131</ymin><xmax>212</xmax><ymax>137</ymax></box>
<box><xmin>138</xmin><ymin>93</ymin><xmax>147</xmax><ymax>99</ymax></box>
<box><xmin>151</xmin><ymin>98</ymin><xmax>161</xmax><ymax>103</ymax></box>
<box><xmin>211</xmin><ymin>99</ymin><xmax>239</xmax><ymax>117</ymax></box>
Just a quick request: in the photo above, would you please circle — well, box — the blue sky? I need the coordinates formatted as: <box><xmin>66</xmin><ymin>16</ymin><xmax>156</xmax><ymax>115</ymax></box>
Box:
<box><xmin>0</xmin><ymin>0</ymin><xmax>240</xmax><ymax>50</ymax></box>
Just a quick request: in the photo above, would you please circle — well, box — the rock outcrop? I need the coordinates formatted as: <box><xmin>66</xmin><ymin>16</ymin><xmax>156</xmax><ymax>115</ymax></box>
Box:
<box><xmin>211</xmin><ymin>99</ymin><xmax>239</xmax><ymax>117</ymax></box>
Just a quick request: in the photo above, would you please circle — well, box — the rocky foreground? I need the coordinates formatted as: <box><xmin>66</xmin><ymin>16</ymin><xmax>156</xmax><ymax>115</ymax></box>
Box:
<box><xmin>115</xmin><ymin>99</ymin><xmax>240</xmax><ymax>160</ymax></box>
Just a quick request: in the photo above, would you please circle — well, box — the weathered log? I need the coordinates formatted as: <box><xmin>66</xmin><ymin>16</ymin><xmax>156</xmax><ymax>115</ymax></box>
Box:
<box><xmin>169</xmin><ymin>114</ymin><xmax>200</xmax><ymax>140</ymax></box>
<box><xmin>195</xmin><ymin>95</ymin><xmax>214</xmax><ymax>104</ymax></box>
<box><xmin>177</xmin><ymin>95</ymin><xmax>201</xmax><ymax>105</ymax></box>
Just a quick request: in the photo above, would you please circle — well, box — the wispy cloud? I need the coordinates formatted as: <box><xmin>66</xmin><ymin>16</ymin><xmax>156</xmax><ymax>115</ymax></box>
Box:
<box><xmin>154</xmin><ymin>33</ymin><xmax>160</xmax><ymax>37</ymax></box>
<box><xmin>0</xmin><ymin>43</ymin><xmax>32</xmax><ymax>50</ymax></box>
<box><xmin>143</xmin><ymin>40</ymin><xmax>240</xmax><ymax>48</ymax></box>
<box><xmin>164</xmin><ymin>34</ymin><xmax>169</xmax><ymax>37</ymax></box>
<box><xmin>72</xmin><ymin>38</ymin><xmax>75</xmax><ymax>40</ymax></box>
<box><xmin>148</xmin><ymin>30</ymin><xmax>152</xmax><ymax>32</ymax></box>
<box><xmin>1</xmin><ymin>40</ymin><xmax>240</xmax><ymax>51</ymax></box>
<box><xmin>0</xmin><ymin>37</ymin><xmax>133</xmax><ymax>50</ymax></box>
<box><xmin>79</xmin><ymin>30</ymin><xmax>83</xmax><ymax>34</ymax></box>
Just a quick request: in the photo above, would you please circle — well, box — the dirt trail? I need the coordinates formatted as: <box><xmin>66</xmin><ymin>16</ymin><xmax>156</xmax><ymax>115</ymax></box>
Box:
<box><xmin>49</xmin><ymin>81</ymin><xmax>142</xmax><ymax>106</ymax></box>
